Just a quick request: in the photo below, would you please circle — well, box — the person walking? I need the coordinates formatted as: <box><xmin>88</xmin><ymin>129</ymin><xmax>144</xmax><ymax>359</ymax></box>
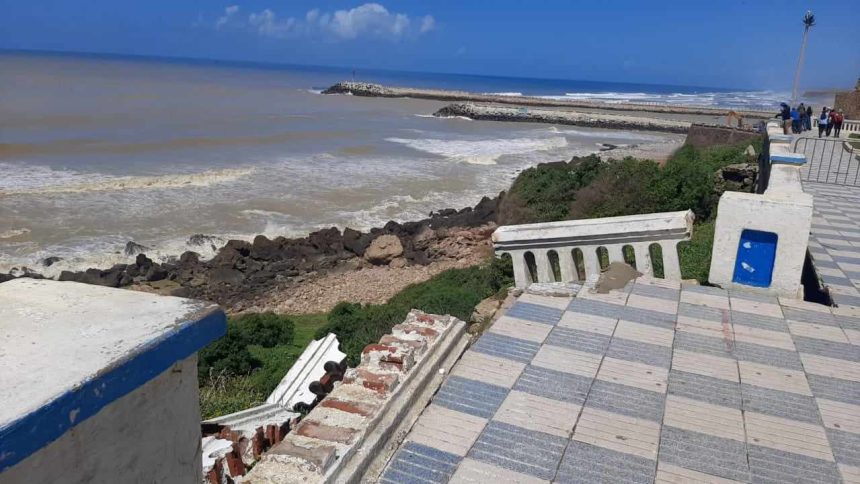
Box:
<box><xmin>827</xmin><ymin>108</ymin><xmax>836</xmax><ymax>137</ymax></box>
<box><xmin>833</xmin><ymin>110</ymin><xmax>844</xmax><ymax>137</ymax></box>
<box><xmin>777</xmin><ymin>103</ymin><xmax>792</xmax><ymax>134</ymax></box>
<box><xmin>818</xmin><ymin>107</ymin><xmax>829</xmax><ymax>137</ymax></box>
<box><xmin>806</xmin><ymin>105</ymin><xmax>813</xmax><ymax>131</ymax></box>
<box><xmin>798</xmin><ymin>103</ymin><xmax>807</xmax><ymax>132</ymax></box>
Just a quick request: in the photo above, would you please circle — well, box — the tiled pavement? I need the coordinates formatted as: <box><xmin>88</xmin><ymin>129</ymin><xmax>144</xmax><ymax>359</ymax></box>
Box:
<box><xmin>379</xmin><ymin>280</ymin><xmax>860</xmax><ymax>483</ymax></box>
<box><xmin>805</xmin><ymin>181</ymin><xmax>860</xmax><ymax>308</ymax></box>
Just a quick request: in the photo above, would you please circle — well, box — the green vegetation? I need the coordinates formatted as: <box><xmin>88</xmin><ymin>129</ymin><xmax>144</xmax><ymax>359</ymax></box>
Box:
<box><xmin>317</xmin><ymin>258</ymin><xmax>514</xmax><ymax>365</ymax></box>
<box><xmin>198</xmin><ymin>312</ymin><xmax>328</xmax><ymax>419</ymax></box>
<box><xmin>849</xmin><ymin>133</ymin><xmax>860</xmax><ymax>150</ymax></box>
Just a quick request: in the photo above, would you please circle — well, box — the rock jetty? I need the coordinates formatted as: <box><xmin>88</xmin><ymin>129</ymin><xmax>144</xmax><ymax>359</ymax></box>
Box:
<box><xmin>434</xmin><ymin>103</ymin><xmax>691</xmax><ymax>133</ymax></box>
<box><xmin>322</xmin><ymin>81</ymin><xmax>773</xmax><ymax>118</ymax></box>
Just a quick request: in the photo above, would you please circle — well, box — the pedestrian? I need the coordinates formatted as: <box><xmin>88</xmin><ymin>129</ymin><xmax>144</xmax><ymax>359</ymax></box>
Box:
<box><xmin>798</xmin><ymin>103</ymin><xmax>806</xmax><ymax>132</ymax></box>
<box><xmin>777</xmin><ymin>103</ymin><xmax>792</xmax><ymax>134</ymax></box>
<box><xmin>818</xmin><ymin>107</ymin><xmax>829</xmax><ymax>138</ymax></box>
<box><xmin>827</xmin><ymin>108</ymin><xmax>836</xmax><ymax>137</ymax></box>
<box><xmin>806</xmin><ymin>105</ymin><xmax>813</xmax><ymax>130</ymax></box>
<box><xmin>790</xmin><ymin>106</ymin><xmax>800</xmax><ymax>133</ymax></box>
<box><xmin>833</xmin><ymin>110</ymin><xmax>844</xmax><ymax>137</ymax></box>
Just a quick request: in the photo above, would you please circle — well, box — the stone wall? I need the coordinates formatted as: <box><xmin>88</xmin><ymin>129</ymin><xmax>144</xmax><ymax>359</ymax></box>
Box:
<box><xmin>834</xmin><ymin>82</ymin><xmax>860</xmax><ymax>119</ymax></box>
<box><xmin>244</xmin><ymin>310</ymin><xmax>468</xmax><ymax>483</ymax></box>
<box><xmin>684</xmin><ymin>124</ymin><xmax>763</xmax><ymax>149</ymax></box>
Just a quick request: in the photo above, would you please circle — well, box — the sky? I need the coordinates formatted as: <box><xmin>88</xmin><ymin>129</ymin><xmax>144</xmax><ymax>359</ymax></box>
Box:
<box><xmin>1</xmin><ymin>0</ymin><xmax>858</xmax><ymax>90</ymax></box>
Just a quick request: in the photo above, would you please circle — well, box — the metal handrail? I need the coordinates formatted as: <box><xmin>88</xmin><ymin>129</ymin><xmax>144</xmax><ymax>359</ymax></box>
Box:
<box><xmin>793</xmin><ymin>136</ymin><xmax>860</xmax><ymax>185</ymax></box>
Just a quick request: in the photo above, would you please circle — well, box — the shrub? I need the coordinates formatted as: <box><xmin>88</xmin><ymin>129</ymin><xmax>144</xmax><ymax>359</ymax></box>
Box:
<box><xmin>499</xmin><ymin>155</ymin><xmax>604</xmax><ymax>224</ymax></box>
<box><xmin>317</xmin><ymin>259</ymin><xmax>513</xmax><ymax>365</ymax></box>
<box><xmin>232</xmin><ymin>312</ymin><xmax>295</xmax><ymax>347</ymax></box>
<box><xmin>679</xmin><ymin>219</ymin><xmax>716</xmax><ymax>282</ymax></box>
<box><xmin>569</xmin><ymin>157</ymin><xmax>661</xmax><ymax>219</ymax></box>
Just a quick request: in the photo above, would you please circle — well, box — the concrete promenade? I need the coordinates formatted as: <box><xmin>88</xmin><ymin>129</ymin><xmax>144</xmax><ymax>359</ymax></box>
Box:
<box><xmin>379</xmin><ymin>278</ymin><xmax>860</xmax><ymax>483</ymax></box>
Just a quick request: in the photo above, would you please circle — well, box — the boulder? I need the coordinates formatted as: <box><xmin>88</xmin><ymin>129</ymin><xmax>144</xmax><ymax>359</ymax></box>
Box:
<box><xmin>364</xmin><ymin>235</ymin><xmax>404</xmax><ymax>265</ymax></box>
<box><xmin>208</xmin><ymin>267</ymin><xmax>245</xmax><ymax>286</ymax></box>
<box><xmin>389</xmin><ymin>257</ymin><xmax>408</xmax><ymax>269</ymax></box>
<box><xmin>124</xmin><ymin>241</ymin><xmax>150</xmax><ymax>256</ymax></box>
<box><xmin>41</xmin><ymin>256</ymin><xmax>63</xmax><ymax>267</ymax></box>
<box><xmin>342</xmin><ymin>228</ymin><xmax>373</xmax><ymax>256</ymax></box>
<box><xmin>471</xmin><ymin>297</ymin><xmax>501</xmax><ymax>323</ymax></box>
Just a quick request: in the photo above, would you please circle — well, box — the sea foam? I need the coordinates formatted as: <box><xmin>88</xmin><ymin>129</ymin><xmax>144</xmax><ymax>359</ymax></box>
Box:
<box><xmin>385</xmin><ymin>135</ymin><xmax>568</xmax><ymax>165</ymax></box>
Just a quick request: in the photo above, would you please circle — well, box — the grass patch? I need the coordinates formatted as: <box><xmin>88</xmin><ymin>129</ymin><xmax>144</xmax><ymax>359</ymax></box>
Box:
<box><xmin>198</xmin><ymin>312</ymin><xmax>328</xmax><ymax>419</ymax></box>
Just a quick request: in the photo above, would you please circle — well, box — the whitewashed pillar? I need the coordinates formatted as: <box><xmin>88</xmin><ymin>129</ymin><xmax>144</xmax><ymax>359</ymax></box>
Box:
<box><xmin>558</xmin><ymin>249</ymin><xmax>577</xmax><ymax>282</ymax></box>
<box><xmin>633</xmin><ymin>242</ymin><xmax>653</xmax><ymax>277</ymax></box>
<box><xmin>662</xmin><ymin>241</ymin><xmax>682</xmax><ymax>280</ymax></box>
<box><xmin>534</xmin><ymin>250</ymin><xmax>553</xmax><ymax>283</ymax></box>
<box><xmin>607</xmin><ymin>245</ymin><xmax>624</xmax><ymax>264</ymax></box>
<box><xmin>581</xmin><ymin>246</ymin><xmax>601</xmax><ymax>279</ymax></box>
<box><xmin>508</xmin><ymin>251</ymin><xmax>530</xmax><ymax>288</ymax></box>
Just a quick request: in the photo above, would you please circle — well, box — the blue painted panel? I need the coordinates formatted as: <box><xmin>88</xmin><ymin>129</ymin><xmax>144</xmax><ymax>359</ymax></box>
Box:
<box><xmin>732</xmin><ymin>230</ymin><xmax>778</xmax><ymax>288</ymax></box>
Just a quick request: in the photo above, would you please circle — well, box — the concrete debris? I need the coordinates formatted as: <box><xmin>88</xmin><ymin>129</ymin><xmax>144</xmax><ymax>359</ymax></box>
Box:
<box><xmin>525</xmin><ymin>282</ymin><xmax>582</xmax><ymax>297</ymax></box>
<box><xmin>595</xmin><ymin>262</ymin><xmax>642</xmax><ymax>293</ymax></box>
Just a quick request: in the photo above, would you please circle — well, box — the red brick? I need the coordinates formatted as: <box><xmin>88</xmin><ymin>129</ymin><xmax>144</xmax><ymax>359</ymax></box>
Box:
<box><xmin>342</xmin><ymin>369</ymin><xmax>399</xmax><ymax>394</ymax></box>
<box><xmin>393</xmin><ymin>323</ymin><xmax>439</xmax><ymax>341</ymax></box>
<box><xmin>362</xmin><ymin>343</ymin><xmax>397</xmax><ymax>355</ymax></box>
<box><xmin>417</xmin><ymin>314</ymin><xmax>436</xmax><ymax>323</ymax></box>
<box><xmin>226</xmin><ymin>450</ymin><xmax>245</xmax><ymax>476</ymax></box>
<box><xmin>319</xmin><ymin>397</ymin><xmax>381</xmax><ymax>417</ymax></box>
<box><xmin>294</xmin><ymin>420</ymin><xmax>359</xmax><ymax>444</ymax></box>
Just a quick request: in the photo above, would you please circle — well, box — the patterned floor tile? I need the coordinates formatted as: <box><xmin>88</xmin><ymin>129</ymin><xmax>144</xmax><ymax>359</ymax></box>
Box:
<box><xmin>668</xmin><ymin>370</ymin><xmax>741</xmax><ymax>407</ymax></box>
<box><xmin>470</xmin><ymin>332</ymin><xmax>541</xmax><ymax>364</ymax></box>
<box><xmin>467</xmin><ymin>421</ymin><xmax>567</xmax><ymax>480</ymax></box>
<box><xmin>606</xmin><ymin>337</ymin><xmax>673</xmax><ymax>368</ymax></box>
<box><xmin>449</xmin><ymin>458</ymin><xmax>548</xmax><ymax>484</ymax></box>
<box><xmin>573</xmin><ymin>406</ymin><xmax>661</xmax><ymax>460</ymax></box>
<box><xmin>489</xmin><ymin>316</ymin><xmax>552</xmax><ymax>344</ymax></box>
<box><xmin>530</xmin><ymin>344</ymin><xmax>601</xmax><ymax>378</ymax></box>
<box><xmin>748</xmin><ymin>444</ymin><xmax>841</xmax><ymax>484</ymax></box>
<box><xmin>658</xmin><ymin>426</ymin><xmax>750</xmax><ymax>482</ymax></box>
<box><xmin>494</xmin><ymin>390</ymin><xmax>581</xmax><ymax>437</ymax></box>
<box><xmin>556</xmin><ymin>440</ymin><xmax>656</xmax><ymax>484</ymax></box>
<box><xmin>504</xmin><ymin>302</ymin><xmax>564</xmax><ymax>325</ymax></box>
<box><xmin>406</xmin><ymin>404</ymin><xmax>488</xmax><ymax>456</ymax></box>
<box><xmin>433</xmin><ymin>376</ymin><xmax>509</xmax><ymax>419</ymax></box>
<box><xmin>544</xmin><ymin>326</ymin><xmax>611</xmax><ymax>355</ymax></box>
<box><xmin>740</xmin><ymin>383</ymin><xmax>821</xmax><ymax>423</ymax></box>
<box><xmin>450</xmin><ymin>351</ymin><xmax>525</xmax><ymax>388</ymax></box>
<box><xmin>583</xmin><ymin>379</ymin><xmax>665</xmax><ymax>422</ymax></box>
<box><xmin>381</xmin><ymin>441</ymin><xmax>462</xmax><ymax>484</ymax></box>
<box><xmin>513</xmin><ymin>364</ymin><xmax>592</xmax><ymax>404</ymax></box>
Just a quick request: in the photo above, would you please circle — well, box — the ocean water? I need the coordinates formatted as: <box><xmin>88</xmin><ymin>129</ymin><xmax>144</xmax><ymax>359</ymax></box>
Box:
<box><xmin>0</xmin><ymin>52</ymin><xmax>785</xmax><ymax>275</ymax></box>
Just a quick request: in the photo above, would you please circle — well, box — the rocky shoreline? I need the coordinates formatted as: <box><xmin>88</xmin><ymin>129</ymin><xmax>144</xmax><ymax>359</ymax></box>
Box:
<box><xmin>322</xmin><ymin>81</ymin><xmax>774</xmax><ymax>118</ymax></box>
<box><xmin>0</xmin><ymin>196</ymin><xmax>501</xmax><ymax>313</ymax></box>
<box><xmin>434</xmin><ymin>103</ymin><xmax>691</xmax><ymax>133</ymax></box>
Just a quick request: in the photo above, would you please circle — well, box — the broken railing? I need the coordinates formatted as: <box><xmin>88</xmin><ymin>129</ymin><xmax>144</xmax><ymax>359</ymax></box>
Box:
<box><xmin>492</xmin><ymin>211</ymin><xmax>695</xmax><ymax>288</ymax></box>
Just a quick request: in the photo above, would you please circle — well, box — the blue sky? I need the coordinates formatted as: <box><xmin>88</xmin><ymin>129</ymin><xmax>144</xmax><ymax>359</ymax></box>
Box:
<box><xmin>1</xmin><ymin>0</ymin><xmax>858</xmax><ymax>90</ymax></box>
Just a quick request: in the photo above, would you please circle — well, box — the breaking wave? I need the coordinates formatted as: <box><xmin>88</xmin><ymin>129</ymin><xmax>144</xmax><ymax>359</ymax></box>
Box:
<box><xmin>385</xmin><ymin>135</ymin><xmax>568</xmax><ymax>165</ymax></box>
<box><xmin>0</xmin><ymin>165</ymin><xmax>254</xmax><ymax>196</ymax></box>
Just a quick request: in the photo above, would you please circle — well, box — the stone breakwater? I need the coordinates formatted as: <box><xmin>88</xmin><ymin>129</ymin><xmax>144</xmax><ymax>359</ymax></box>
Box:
<box><xmin>322</xmin><ymin>81</ymin><xmax>774</xmax><ymax>118</ymax></box>
<box><xmin>434</xmin><ymin>103</ymin><xmax>691</xmax><ymax>134</ymax></box>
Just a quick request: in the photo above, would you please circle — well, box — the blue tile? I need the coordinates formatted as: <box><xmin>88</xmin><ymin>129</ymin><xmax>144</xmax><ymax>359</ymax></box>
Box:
<box><xmin>468</xmin><ymin>421</ymin><xmax>567</xmax><ymax>480</ymax></box>
<box><xmin>556</xmin><ymin>440</ymin><xmax>655</xmax><ymax>484</ymax></box>
<box><xmin>545</xmin><ymin>326</ymin><xmax>611</xmax><ymax>355</ymax></box>
<box><xmin>380</xmin><ymin>441</ymin><xmax>461</xmax><ymax>484</ymax></box>
<box><xmin>513</xmin><ymin>365</ymin><xmax>592</xmax><ymax>404</ymax></box>
<box><xmin>471</xmin><ymin>332</ymin><xmax>541</xmax><ymax>364</ymax></box>
<box><xmin>505</xmin><ymin>302</ymin><xmax>564</xmax><ymax>325</ymax></box>
<box><xmin>433</xmin><ymin>376</ymin><xmax>508</xmax><ymax>419</ymax></box>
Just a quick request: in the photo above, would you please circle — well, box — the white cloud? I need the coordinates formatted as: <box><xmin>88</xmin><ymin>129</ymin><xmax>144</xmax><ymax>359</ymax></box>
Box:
<box><xmin>211</xmin><ymin>3</ymin><xmax>434</xmax><ymax>41</ymax></box>
<box><xmin>420</xmin><ymin>15</ymin><xmax>435</xmax><ymax>34</ymax></box>
<box><xmin>215</xmin><ymin>5</ymin><xmax>240</xmax><ymax>30</ymax></box>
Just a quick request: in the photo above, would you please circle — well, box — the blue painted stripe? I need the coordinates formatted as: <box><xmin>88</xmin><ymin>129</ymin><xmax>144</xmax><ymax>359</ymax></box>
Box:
<box><xmin>0</xmin><ymin>308</ymin><xmax>226</xmax><ymax>472</ymax></box>
<box><xmin>770</xmin><ymin>153</ymin><xmax>806</xmax><ymax>165</ymax></box>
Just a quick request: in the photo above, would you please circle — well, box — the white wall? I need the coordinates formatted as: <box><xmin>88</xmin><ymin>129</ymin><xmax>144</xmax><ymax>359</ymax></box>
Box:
<box><xmin>1</xmin><ymin>356</ymin><xmax>203</xmax><ymax>484</ymax></box>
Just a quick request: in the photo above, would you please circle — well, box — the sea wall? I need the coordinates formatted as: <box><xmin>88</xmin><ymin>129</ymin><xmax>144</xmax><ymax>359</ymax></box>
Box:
<box><xmin>323</xmin><ymin>81</ymin><xmax>774</xmax><ymax>118</ymax></box>
<box><xmin>434</xmin><ymin>103</ymin><xmax>691</xmax><ymax>133</ymax></box>
<box><xmin>684</xmin><ymin>124</ymin><xmax>763</xmax><ymax>149</ymax></box>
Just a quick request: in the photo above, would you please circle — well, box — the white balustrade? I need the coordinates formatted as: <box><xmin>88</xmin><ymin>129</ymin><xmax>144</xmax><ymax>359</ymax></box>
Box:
<box><xmin>493</xmin><ymin>211</ymin><xmax>695</xmax><ymax>288</ymax></box>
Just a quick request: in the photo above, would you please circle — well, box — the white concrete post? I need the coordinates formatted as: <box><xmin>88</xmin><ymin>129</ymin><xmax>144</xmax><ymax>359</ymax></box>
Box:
<box><xmin>607</xmin><ymin>245</ymin><xmax>624</xmax><ymax>264</ymax></box>
<box><xmin>507</xmin><ymin>251</ymin><xmax>530</xmax><ymax>288</ymax></box>
<box><xmin>581</xmin><ymin>246</ymin><xmax>601</xmax><ymax>276</ymax></box>
<box><xmin>661</xmin><ymin>241</ymin><xmax>682</xmax><ymax>280</ymax></box>
<box><xmin>633</xmin><ymin>242</ymin><xmax>653</xmax><ymax>277</ymax></box>
<box><xmin>534</xmin><ymin>250</ymin><xmax>554</xmax><ymax>282</ymax></box>
<box><xmin>558</xmin><ymin>250</ymin><xmax>577</xmax><ymax>282</ymax></box>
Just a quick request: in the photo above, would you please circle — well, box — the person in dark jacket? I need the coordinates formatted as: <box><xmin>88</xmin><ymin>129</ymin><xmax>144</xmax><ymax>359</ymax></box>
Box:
<box><xmin>832</xmin><ymin>110</ymin><xmax>844</xmax><ymax>137</ymax></box>
<box><xmin>798</xmin><ymin>103</ymin><xmax>807</xmax><ymax>132</ymax></box>
<box><xmin>806</xmin><ymin>106</ymin><xmax>813</xmax><ymax>130</ymax></box>
<box><xmin>776</xmin><ymin>103</ymin><xmax>791</xmax><ymax>134</ymax></box>
<box><xmin>818</xmin><ymin>107</ymin><xmax>829</xmax><ymax>138</ymax></box>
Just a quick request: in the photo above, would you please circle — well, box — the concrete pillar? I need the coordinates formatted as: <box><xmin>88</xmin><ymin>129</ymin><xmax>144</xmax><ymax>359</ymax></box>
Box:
<box><xmin>581</xmin><ymin>246</ymin><xmax>601</xmax><ymax>279</ymax></box>
<box><xmin>508</xmin><ymin>251</ymin><xmax>530</xmax><ymax>288</ymax></box>
<box><xmin>534</xmin><ymin>250</ymin><xmax>553</xmax><ymax>282</ymax></box>
<box><xmin>662</xmin><ymin>241</ymin><xmax>682</xmax><ymax>280</ymax></box>
<box><xmin>633</xmin><ymin>243</ymin><xmax>653</xmax><ymax>277</ymax></box>
<box><xmin>558</xmin><ymin>249</ymin><xmax>577</xmax><ymax>282</ymax></box>
<box><xmin>607</xmin><ymin>245</ymin><xmax>624</xmax><ymax>264</ymax></box>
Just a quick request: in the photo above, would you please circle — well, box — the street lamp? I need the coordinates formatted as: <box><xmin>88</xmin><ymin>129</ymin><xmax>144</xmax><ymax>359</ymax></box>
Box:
<box><xmin>791</xmin><ymin>11</ymin><xmax>815</xmax><ymax>105</ymax></box>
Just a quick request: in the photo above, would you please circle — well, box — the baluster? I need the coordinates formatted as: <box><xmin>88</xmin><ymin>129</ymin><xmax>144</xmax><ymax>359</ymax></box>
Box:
<box><xmin>558</xmin><ymin>249</ymin><xmax>576</xmax><ymax>282</ymax></box>
<box><xmin>633</xmin><ymin>242</ymin><xmax>653</xmax><ymax>277</ymax></box>
<box><xmin>661</xmin><ymin>241</ymin><xmax>682</xmax><ymax>280</ymax></box>
<box><xmin>607</xmin><ymin>245</ymin><xmax>624</xmax><ymax>264</ymax></box>
<box><xmin>581</xmin><ymin>246</ymin><xmax>600</xmax><ymax>280</ymax></box>
<box><xmin>534</xmin><ymin>250</ymin><xmax>553</xmax><ymax>283</ymax></box>
<box><xmin>508</xmin><ymin>251</ymin><xmax>530</xmax><ymax>288</ymax></box>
